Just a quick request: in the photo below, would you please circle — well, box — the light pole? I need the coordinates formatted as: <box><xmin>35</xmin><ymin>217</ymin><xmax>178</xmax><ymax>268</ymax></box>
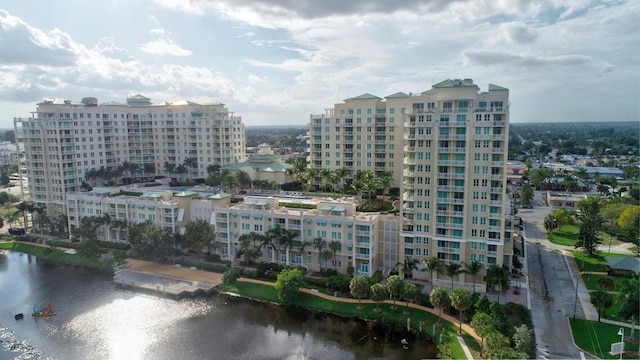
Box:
<box><xmin>617</xmin><ymin>327</ymin><xmax>624</xmax><ymax>360</ymax></box>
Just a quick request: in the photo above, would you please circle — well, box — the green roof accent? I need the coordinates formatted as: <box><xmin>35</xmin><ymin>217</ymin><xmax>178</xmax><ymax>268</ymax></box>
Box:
<box><xmin>385</xmin><ymin>92</ymin><xmax>410</xmax><ymax>99</ymax></box>
<box><xmin>101</xmin><ymin>101</ymin><xmax>126</xmax><ymax>106</ymax></box>
<box><xmin>488</xmin><ymin>84</ymin><xmax>509</xmax><ymax>91</ymax></box>
<box><xmin>344</xmin><ymin>93</ymin><xmax>382</xmax><ymax>101</ymax></box>
<box><xmin>421</xmin><ymin>89</ymin><xmax>438</xmax><ymax>95</ymax></box>
<box><xmin>432</xmin><ymin>79</ymin><xmax>478</xmax><ymax>88</ymax></box>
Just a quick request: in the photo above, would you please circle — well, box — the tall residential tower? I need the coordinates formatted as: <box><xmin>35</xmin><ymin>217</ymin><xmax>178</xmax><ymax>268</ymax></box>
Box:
<box><xmin>310</xmin><ymin>79</ymin><xmax>512</xmax><ymax>289</ymax></box>
<box><xmin>14</xmin><ymin>95</ymin><xmax>246</xmax><ymax>217</ymax></box>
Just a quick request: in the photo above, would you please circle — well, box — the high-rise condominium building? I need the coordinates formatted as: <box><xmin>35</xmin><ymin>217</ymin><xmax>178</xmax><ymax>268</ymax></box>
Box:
<box><xmin>310</xmin><ymin>79</ymin><xmax>512</xmax><ymax>289</ymax></box>
<box><xmin>14</xmin><ymin>95</ymin><xmax>246</xmax><ymax>217</ymax></box>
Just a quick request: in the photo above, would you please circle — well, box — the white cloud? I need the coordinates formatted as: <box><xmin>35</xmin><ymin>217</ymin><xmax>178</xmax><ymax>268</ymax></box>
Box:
<box><xmin>140</xmin><ymin>38</ymin><xmax>192</xmax><ymax>56</ymax></box>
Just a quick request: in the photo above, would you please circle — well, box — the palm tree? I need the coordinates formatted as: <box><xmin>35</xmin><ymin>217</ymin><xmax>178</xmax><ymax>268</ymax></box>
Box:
<box><xmin>378</xmin><ymin>171</ymin><xmax>394</xmax><ymax>201</ymax></box>
<box><xmin>175</xmin><ymin>164</ymin><xmax>188</xmax><ymax>182</ymax></box>
<box><xmin>485</xmin><ymin>265</ymin><xmax>509</xmax><ymax>303</ymax></box>
<box><xmin>98</xmin><ymin>213</ymin><xmax>111</xmax><ymax>241</ymax></box>
<box><xmin>328</xmin><ymin>240</ymin><xmax>342</xmax><ymax>268</ymax></box>
<box><xmin>221</xmin><ymin>172</ymin><xmax>239</xmax><ymax>193</ymax></box>
<box><xmin>280</xmin><ymin>228</ymin><xmax>299</xmax><ymax>265</ymax></box>
<box><xmin>320</xmin><ymin>250</ymin><xmax>333</xmax><ymax>271</ymax></box>
<box><xmin>450</xmin><ymin>288</ymin><xmax>473</xmax><ymax>334</ymax></box>
<box><xmin>206</xmin><ymin>164</ymin><xmax>220</xmax><ymax>175</ymax></box>
<box><xmin>333</xmin><ymin>167</ymin><xmax>349</xmax><ymax>192</ymax></box>
<box><xmin>352</xmin><ymin>171</ymin><xmax>378</xmax><ymax>203</ymax></box>
<box><xmin>164</xmin><ymin>162</ymin><xmax>176</xmax><ymax>179</ymax></box>
<box><xmin>143</xmin><ymin>163</ymin><xmax>155</xmax><ymax>182</ymax></box>
<box><xmin>396</xmin><ymin>258</ymin><xmax>418</xmax><ymax>279</ymax></box>
<box><xmin>463</xmin><ymin>260</ymin><xmax>484</xmax><ymax>293</ymax></box>
<box><xmin>313</xmin><ymin>237</ymin><xmax>326</xmax><ymax>269</ymax></box>
<box><xmin>236</xmin><ymin>170</ymin><xmax>252</xmax><ymax>191</ymax></box>
<box><xmin>444</xmin><ymin>261</ymin><xmax>462</xmax><ymax>290</ymax></box>
<box><xmin>423</xmin><ymin>257</ymin><xmax>441</xmax><ymax>284</ymax></box>
<box><xmin>183</xmin><ymin>157</ymin><xmax>198</xmax><ymax>183</ymax></box>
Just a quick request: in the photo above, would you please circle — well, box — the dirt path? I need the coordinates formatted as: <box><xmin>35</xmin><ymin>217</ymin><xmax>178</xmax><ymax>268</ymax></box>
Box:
<box><xmin>126</xmin><ymin>259</ymin><xmax>223</xmax><ymax>286</ymax></box>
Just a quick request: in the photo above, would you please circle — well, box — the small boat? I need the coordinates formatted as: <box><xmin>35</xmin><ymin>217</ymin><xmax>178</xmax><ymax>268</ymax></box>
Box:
<box><xmin>32</xmin><ymin>302</ymin><xmax>57</xmax><ymax>318</ymax></box>
<box><xmin>14</xmin><ymin>313</ymin><xmax>24</xmax><ymax>320</ymax></box>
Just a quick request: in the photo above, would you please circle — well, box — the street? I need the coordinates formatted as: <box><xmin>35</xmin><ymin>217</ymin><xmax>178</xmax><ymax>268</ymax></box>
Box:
<box><xmin>519</xmin><ymin>191</ymin><xmax>591</xmax><ymax>360</ymax></box>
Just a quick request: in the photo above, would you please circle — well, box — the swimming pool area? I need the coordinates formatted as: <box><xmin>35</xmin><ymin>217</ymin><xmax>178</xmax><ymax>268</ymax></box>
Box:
<box><xmin>251</xmin><ymin>194</ymin><xmax>312</xmax><ymax>201</ymax></box>
<box><xmin>166</xmin><ymin>187</ymin><xmax>312</xmax><ymax>201</ymax></box>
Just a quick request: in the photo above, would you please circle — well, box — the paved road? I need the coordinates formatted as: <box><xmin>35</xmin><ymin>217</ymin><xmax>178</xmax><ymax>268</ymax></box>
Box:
<box><xmin>520</xmin><ymin>192</ymin><xmax>592</xmax><ymax>360</ymax></box>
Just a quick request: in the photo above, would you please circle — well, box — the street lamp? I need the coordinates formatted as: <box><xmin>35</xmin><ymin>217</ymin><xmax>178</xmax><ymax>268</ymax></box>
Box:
<box><xmin>617</xmin><ymin>327</ymin><xmax>624</xmax><ymax>360</ymax></box>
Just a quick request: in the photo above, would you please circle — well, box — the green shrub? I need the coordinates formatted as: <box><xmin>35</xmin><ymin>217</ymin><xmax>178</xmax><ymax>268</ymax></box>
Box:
<box><xmin>370</xmin><ymin>270</ymin><xmax>383</xmax><ymax>285</ymax></box>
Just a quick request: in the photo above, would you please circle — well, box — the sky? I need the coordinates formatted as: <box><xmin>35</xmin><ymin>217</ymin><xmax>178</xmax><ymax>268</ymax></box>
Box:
<box><xmin>0</xmin><ymin>0</ymin><xmax>638</xmax><ymax>128</ymax></box>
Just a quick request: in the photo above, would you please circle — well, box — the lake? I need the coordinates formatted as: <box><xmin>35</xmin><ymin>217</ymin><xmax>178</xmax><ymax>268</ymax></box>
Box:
<box><xmin>0</xmin><ymin>251</ymin><xmax>437</xmax><ymax>359</ymax></box>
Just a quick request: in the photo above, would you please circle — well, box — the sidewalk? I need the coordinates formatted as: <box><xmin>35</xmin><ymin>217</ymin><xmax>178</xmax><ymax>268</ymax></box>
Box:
<box><xmin>561</xmin><ymin>250</ymin><xmax>599</xmax><ymax>321</ymax></box>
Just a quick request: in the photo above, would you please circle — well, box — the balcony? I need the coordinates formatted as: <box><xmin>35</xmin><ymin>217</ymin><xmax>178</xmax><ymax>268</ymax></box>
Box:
<box><xmin>404</xmin><ymin>146</ymin><xmax>416</xmax><ymax>152</ymax></box>
<box><xmin>491</xmin><ymin>174</ymin><xmax>503</xmax><ymax>180</ymax></box>
<box><xmin>403</xmin><ymin>182</ymin><xmax>414</xmax><ymax>189</ymax></box>
<box><xmin>437</xmin><ymin>247</ymin><xmax>460</xmax><ymax>254</ymax></box>
<box><xmin>404</xmin><ymin>121</ymin><xmax>416</xmax><ymax>128</ymax></box>
<box><xmin>404</xmin><ymin>157</ymin><xmax>416</xmax><ymax>165</ymax></box>
<box><xmin>492</xmin><ymin>148</ymin><xmax>505</xmax><ymax>153</ymax></box>
<box><xmin>403</xmin><ymin>170</ymin><xmax>415</xmax><ymax>177</ymax></box>
<box><xmin>355</xmin><ymin>253</ymin><xmax>370</xmax><ymax>259</ymax></box>
<box><xmin>404</xmin><ymin>133</ymin><xmax>416</xmax><ymax>140</ymax></box>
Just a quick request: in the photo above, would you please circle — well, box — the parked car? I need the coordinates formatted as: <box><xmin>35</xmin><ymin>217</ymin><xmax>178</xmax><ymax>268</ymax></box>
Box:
<box><xmin>8</xmin><ymin>228</ymin><xmax>26</xmax><ymax>236</ymax></box>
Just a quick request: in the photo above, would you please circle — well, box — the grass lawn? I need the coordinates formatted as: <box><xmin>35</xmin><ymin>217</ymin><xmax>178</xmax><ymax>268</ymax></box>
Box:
<box><xmin>0</xmin><ymin>240</ymin><xmax>101</xmax><ymax>268</ymax></box>
<box><xmin>549</xmin><ymin>225</ymin><xmax>580</xmax><ymax>246</ymax></box>
<box><xmin>570</xmin><ymin>318</ymin><xmax>639</xmax><ymax>359</ymax></box>
<box><xmin>582</xmin><ymin>273</ymin><xmax>631</xmax><ymax>292</ymax></box>
<box><xmin>221</xmin><ymin>281</ymin><xmax>480</xmax><ymax>360</ymax></box>
<box><xmin>572</xmin><ymin>250</ymin><xmax>629</xmax><ymax>273</ymax></box>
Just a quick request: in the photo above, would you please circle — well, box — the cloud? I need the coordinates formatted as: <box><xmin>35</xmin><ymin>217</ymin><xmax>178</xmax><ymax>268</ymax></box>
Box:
<box><xmin>140</xmin><ymin>28</ymin><xmax>192</xmax><ymax>56</ymax></box>
<box><xmin>0</xmin><ymin>10</ymin><xmax>77</xmax><ymax>66</ymax></box>
<box><xmin>463</xmin><ymin>50</ymin><xmax>591</xmax><ymax>67</ymax></box>
<box><xmin>140</xmin><ymin>38</ymin><xmax>192</xmax><ymax>56</ymax></box>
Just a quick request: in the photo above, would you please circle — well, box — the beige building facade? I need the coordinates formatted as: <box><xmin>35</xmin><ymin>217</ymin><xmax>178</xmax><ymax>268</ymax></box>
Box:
<box><xmin>15</xmin><ymin>95</ymin><xmax>246</xmax><ymax>218</ymax></box>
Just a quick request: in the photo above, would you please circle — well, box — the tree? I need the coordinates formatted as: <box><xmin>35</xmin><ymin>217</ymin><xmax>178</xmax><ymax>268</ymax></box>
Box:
<box><xmin>520</xmin><ymin>184</ymin><xmax>534</xmax><ymax>205</ymax></box>
<box><xmin>485</xmin><ymin>265</ymin><xmax>509</xmax><ymax>303</ymax></box>
<box><xmin>513</xmin><ymin>324</ymin><xmax>534</xmax><ymax>357</ymax></box>
<box><xmin>320</xmin><ymin>250</ymin><xmax>333</xmax><ymax>271</ymax></box>
<box><xmin>378</xmin><ymin>171</ymin><xmax>394</xmax><ymax>201</ymax></box>
<box><xmin>223</xmin><ymin>267</ymin><xmax>242</xmax><ymax>285</ymax></box>
<box><xmin>471</xmin><ymin>312</ymin><xmax>494</xmax><ymax>356</ymax></box>
<box><xmin>349</xmin><ymin>276</ymin><xmax>370</xmax><ymax>305</ymax></box>
<box><xmin>422</xmin><ymin>257</ymin><xmax>441</xmax><ymax>284</ymax></box>
<box><xmin>127</xmin><ymin>220</ymin><xmax>175</xmax><ymax>260</ymax></box>
<box><xmin>143</xmin><ymin>163</ymin><xmax>155</xmax><ymax>181</ymax></box>
<box><xmin>449</xmin><ymin>288</ymin><xmax>473</xmax><ymax>334</ymax></box>
<box><xmin>175</xmin><ymin>164</ymin><xmax>188</xmax><ymax>182</ymax></box>
<box><xmin>221</xmin><ymin>172</ymin><xmax>239</xmax><ymax>193</ymax></box>
<box><xmin>370</xmin><ymin>283</ymin><xmax>387</xmax><ymax>311</ymax></box>
<box><xmin>401</xmin><ymin>282</ymin><xmax>420</xmax><ymax>307</ymax></box>
<box><xmin>236</xmin><ymin>170</ymin><xmax>252</xmax><ymax>191</ymax></box>
<box><xmin>444</xmin><ymin>262</ymin><xmax>462</xmax><ymax>290</ymax></box>
<box><xmin>183</xmin><ymin>157</ymin><xmax>198</xmax><ymax>182</ymax></box>
<box><xmin>591</xmin><ymin>289</ymin><xmax>613</xmax><ymax>322</ymax></box>
<box><xmin>396</xmin><ymin>258</ymin><xmax>418</xmax><ymax>279</ymax></box>
<box><xmin>429</xmin><ymin>287</ymin><xmax>450</xmax><ymax>322</ymax></box>
<box><xmin>274</xmin><ymin>268</ymin><xmax>305</xmax><ymax>304</ymax></box>
<box><xmin>596</xmin><ymin>276</ymin><xmax>615</xmax><ymax>292</ymax></box>
<box><xmin>485</xmin><ymin>331</ymin><xmax>510</xmax><ymax>356</ymax></box>
<box><xmin>575</xmin><ymin>196</ymin><xmax>604</xmax><ymax>255</ymax></box>
<box><xmin>617</xmin><ymin>277</ymin><xmax>639</xmax><ymax>321</ymax></box>
<box><xmin>385</xmin><ymin>275</ymin><xmax>404</xmax><ymax>307</ymax></box>
<box><xmin>163</xmin><ymin>162</ymin><xmax>176</xmax><ymax>179</ymax></box>
<box><xmin>463</xmin><ymin>260</ymin><xmax>484</xmax><ymax>293</ymax></box>
<box><xmin>328</xmin><ymin>240</ymin><xmax>342</xmax><ymax>268</ymax></box>
<box><xmin>184</xmin><ymin>219</ymin><xmax>215</xmax><ymax>253</ymax></box>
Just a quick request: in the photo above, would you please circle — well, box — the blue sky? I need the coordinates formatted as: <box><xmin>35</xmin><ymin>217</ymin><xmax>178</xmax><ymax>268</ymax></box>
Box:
<box><xmin>0</xmin><ymin>0</ymin><xmax>638</xmax><ymax>127</ymax></box>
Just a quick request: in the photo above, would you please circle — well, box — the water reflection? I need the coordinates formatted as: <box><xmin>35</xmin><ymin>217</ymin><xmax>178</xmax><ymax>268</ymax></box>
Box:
<box><xmin>0</xmin><ymin>251</ymin><xmax>436</xmax><ymax>360</ymax></box>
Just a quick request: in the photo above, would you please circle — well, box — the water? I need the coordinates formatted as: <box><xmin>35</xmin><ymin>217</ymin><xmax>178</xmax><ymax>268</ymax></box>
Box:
<box><xmin>0</xmin><ymin>251</ymin><xmax>436</xmax><ymax>360</ymax></box>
